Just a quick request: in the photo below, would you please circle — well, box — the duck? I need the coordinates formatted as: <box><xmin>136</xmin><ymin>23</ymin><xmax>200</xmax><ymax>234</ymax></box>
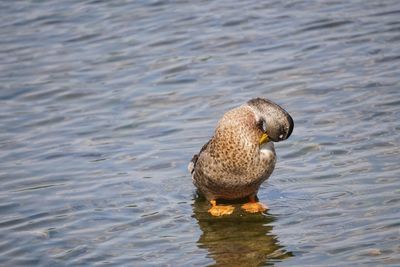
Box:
<box><xmin>188</xmin><ymin>98</ymin><xmax>294</xmax><ymax>216</ymax></box>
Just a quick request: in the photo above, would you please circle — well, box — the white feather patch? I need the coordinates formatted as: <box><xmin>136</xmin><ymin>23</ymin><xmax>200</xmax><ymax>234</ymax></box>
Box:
<box><xmin>260</xmin><ymin>142</ymin><xmax>275</xmax><ymax>160</ymax></box>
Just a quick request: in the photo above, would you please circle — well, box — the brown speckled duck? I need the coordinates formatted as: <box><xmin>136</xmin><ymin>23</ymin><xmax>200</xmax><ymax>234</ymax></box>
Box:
<box><xmin>188</xmin><ymin>98</ymin><xmax>294</xmax><ymax>216</ymax></box>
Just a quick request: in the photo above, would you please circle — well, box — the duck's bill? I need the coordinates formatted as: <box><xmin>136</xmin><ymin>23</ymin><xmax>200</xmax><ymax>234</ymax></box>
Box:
<box><xmin>259</xmin><ymin>133</ymin><xmax>270</xmax><ymax>145</ymax></box>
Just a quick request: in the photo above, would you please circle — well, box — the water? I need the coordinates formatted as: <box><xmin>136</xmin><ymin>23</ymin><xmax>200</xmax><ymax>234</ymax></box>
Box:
<box><xmin>1</xmin><ymin>0</ymin><xmax>399</xmax><ymax>266</ymax></box>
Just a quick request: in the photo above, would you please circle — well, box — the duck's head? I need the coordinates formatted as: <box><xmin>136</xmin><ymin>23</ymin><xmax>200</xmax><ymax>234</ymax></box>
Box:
<box><xmin>247</xmin><ymin>98</ymin><xmax>294</xmax><ymax>145</ymax></box>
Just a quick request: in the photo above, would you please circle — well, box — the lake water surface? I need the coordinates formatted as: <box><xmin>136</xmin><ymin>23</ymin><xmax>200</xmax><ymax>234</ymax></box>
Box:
<box><xmin>1</xmin><ymin>0</ymin><xmax>399</xmax><ymax>266</ymax></box>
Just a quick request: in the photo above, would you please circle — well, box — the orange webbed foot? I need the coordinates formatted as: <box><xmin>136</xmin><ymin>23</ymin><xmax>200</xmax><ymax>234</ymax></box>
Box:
<box><xmin>241</xmin><ymin>202</ymin><xmax>267</xmax><ymax>213</ymax></box>
<box><xmin>208</xmin><ymin>200</ymin><xmax>234</xmax><ymax>216</ymax></box>
<box><xmin>241</xmin><ymin>195</ymin><xmax>268</xmax><ymax>213</ymax></box>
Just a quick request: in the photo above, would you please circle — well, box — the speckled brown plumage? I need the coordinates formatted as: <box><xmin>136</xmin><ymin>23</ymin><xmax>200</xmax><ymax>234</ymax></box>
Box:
<box><xmin>189</xmin><ymin>98</ymin><xmax>293</xmax><ymax>215</ymax></box>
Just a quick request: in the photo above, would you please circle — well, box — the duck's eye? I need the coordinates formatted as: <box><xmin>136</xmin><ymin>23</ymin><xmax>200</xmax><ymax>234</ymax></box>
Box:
<box><xmin>258</xmin><ymin>119</ymin><xmax>267</xmax><ymax>132</ymax></box>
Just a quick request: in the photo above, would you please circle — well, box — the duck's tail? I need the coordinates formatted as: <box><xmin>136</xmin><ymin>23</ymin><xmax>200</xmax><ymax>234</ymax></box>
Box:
<box><xmin>188</xmin><ymin>154</ymin><xmax>198</xmax><ymax>174</ymax></box>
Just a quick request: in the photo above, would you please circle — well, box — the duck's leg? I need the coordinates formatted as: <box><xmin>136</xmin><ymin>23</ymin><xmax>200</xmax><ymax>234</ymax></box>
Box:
<box><xmin>241</xmin><ymin>194</ymin><xmax>267</xmax><ymax>213</ymax></box>
<box><xmin>208</xmin><ymin>200</ymin><xmax>235</xmax><ymax>216</ymax></box>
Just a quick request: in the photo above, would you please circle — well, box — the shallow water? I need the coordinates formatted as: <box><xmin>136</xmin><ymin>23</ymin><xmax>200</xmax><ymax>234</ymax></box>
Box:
<box><xmin>1</xmin><ymin>0</ymin><xmax>400</xmax><ymax>266</ymax></box>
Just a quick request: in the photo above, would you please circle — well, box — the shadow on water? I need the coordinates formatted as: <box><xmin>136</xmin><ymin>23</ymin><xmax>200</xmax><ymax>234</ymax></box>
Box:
<box><xmin>192</xmin><ymin>195</ymin><xmax>293</xmax><ymax>266</ymax></box>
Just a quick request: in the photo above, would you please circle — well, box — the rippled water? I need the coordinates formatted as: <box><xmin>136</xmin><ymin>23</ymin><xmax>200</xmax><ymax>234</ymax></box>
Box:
<box><xmin>1</xmin><ymin>0</ymin><xmax>400</xmax><ymax>266</ymax></box>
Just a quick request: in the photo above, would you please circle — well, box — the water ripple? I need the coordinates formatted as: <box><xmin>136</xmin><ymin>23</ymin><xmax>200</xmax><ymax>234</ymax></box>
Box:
<box><xmin>0</xmin><ymin>0</ymin><xmax>400</xmax><ymax>266</ymax></box>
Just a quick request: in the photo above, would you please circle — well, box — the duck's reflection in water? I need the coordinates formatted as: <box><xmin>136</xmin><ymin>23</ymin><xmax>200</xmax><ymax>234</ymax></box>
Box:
<box><xmin>192</xmin><ymin>195</ymin><xmax>293</xmax><ymax>266</ymax></box>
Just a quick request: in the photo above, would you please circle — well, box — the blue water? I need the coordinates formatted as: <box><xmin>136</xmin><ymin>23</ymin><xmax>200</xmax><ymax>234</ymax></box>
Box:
<box><xmin>1</xmin><ymin>1</ymin><xmax>399</xmax><ymax>266</ymax></box>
